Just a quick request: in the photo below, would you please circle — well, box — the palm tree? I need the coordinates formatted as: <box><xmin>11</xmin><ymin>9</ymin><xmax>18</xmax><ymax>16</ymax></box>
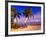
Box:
<box><xmin>11</xmin><ymin>8</ymin><xmax>17</xmax><ymax>17</ymax></box>
<box><xmin>11</xmin><ymin>8</ymin><xmax>21</xmax><ymax>29</ymax></box>
<box><xmin>24</xmin><ymin>8</ymin><xmax>34</xmax><ymax>19</ymax></box>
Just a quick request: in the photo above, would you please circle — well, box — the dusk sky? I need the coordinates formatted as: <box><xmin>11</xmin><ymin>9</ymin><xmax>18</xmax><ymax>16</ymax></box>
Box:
<box><xmin>11</xmin><ymin>5</ymin><xmax>41</xmax><ymax>15</ymax></box>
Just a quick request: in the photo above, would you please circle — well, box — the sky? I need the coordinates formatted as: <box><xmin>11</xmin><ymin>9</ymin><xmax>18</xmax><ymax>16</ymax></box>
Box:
<box><xmin>11</xmin><ymin>5</ymin><xmax>41</xmax><ymax>15</ymax></box>
<box><xmin>11</xmin><ymin>5</ymin><xmax>41</xmax><ymax>25</ymax></box>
